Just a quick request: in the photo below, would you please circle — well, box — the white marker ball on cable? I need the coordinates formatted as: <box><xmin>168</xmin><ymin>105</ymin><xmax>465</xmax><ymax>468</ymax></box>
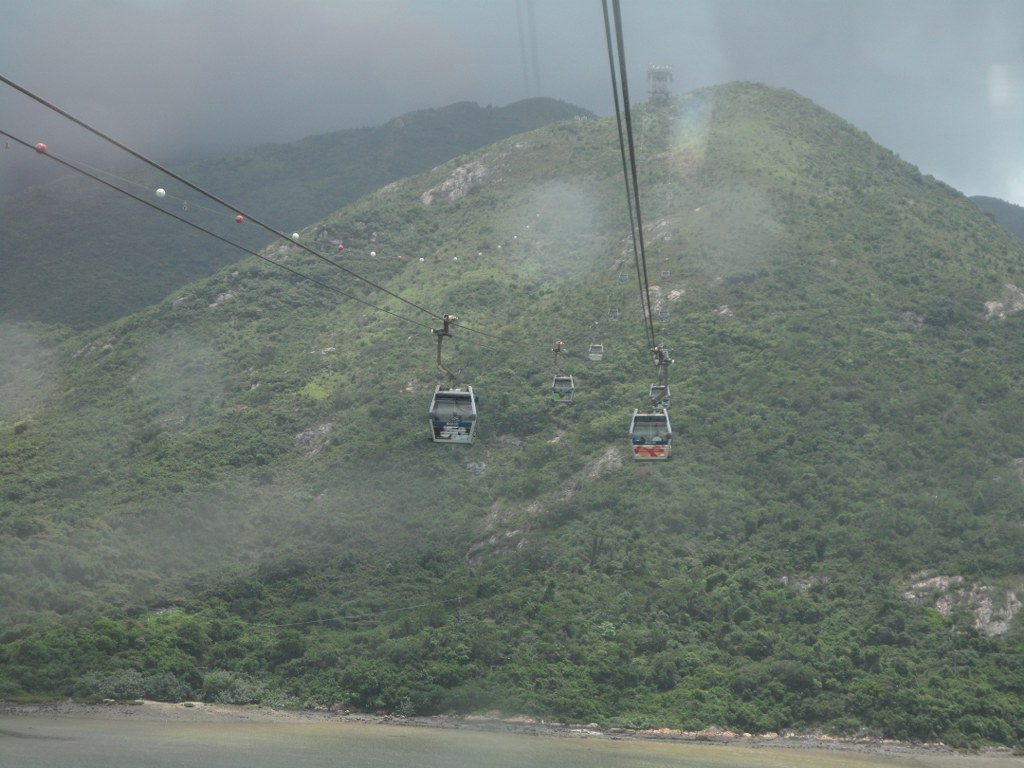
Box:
<box><xmin>156</xmin><ymin>188</ymin><xmax>166</xmax><ymax>198</ymax></box>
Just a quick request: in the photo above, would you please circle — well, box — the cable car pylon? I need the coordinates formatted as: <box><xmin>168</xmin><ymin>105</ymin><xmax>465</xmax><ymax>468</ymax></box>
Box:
<box><xmin>428</xmin><ymin>314</ymin><xmax>478</xmax><ymax>444</ymax></box>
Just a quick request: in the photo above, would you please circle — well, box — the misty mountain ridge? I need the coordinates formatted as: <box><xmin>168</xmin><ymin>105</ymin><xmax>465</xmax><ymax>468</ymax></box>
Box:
<box><xmin>0</xmin><ymin>97</ymin><xmax>593</xmax><ymax>328</ymax></box>
<box><xmin>2</xmin><ymin>82</ymin><xmax>1024</xmax><ymax>747</ymax></box>
<box><xmin>972</xmin><ymin>195</ymin><xmax>1024</xmax><ymax>241</ymax></box>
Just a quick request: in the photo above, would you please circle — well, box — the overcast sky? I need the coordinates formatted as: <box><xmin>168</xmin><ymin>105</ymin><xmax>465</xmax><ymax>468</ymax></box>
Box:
<box><xmin>2</xmin><ymin>0</ymin><xmax>1023</xmax><ymax>204</ymax></box>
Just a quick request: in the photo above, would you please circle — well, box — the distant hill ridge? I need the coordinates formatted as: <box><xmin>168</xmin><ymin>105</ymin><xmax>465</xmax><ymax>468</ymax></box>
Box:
<box><xmin>0</xmin><ymin>97</ymin><xmax>592</xmax><ymax>327</ymax></box>
<box><xmin>972</xmin><ymin>195</ymin><xmax>1024</xmax><ymax>240</ymax></box>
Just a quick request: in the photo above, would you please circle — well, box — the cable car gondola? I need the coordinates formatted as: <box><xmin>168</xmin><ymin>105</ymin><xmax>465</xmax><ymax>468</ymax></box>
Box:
<box><xmin>647</xmin><ymin>346</ymin><xmax>673</xmax><ymax>408</ymax></box>
<box><xmin>629</xmin><ymin>408</ymin><xmax>672</xmax><ymax>460</ymax></box>
<box><xmin>549</xmin><ymin>341</ymin><xmax>575</xmax><ymax>402</ymax></box>
<box><xmin>429</xmin><ymin>313</ymin><xmax>478</xmax><ymax>444</ymax></box>
<box><xmin>429</xmin><ymin>386</ymin><xmax>478</xmax><ymax>443</ymax></box>
<box><xmin>552</xmin><ymin>375</ymin><xmax>575</xmax><ymax>402</ymax></box>
<box><xmin>629</xmin><ymin>346</ymin><xmax>673</xmax><ymax>459</ymax></box>
<box><xmin>588</xmin><ymin>343</ymin><xmax>604</xmax><ymax>361</ymax></box>
<box><xmin>648</xmin><ymin>383</ymin><xmax>671</xmax><ymax>409</ymax></box>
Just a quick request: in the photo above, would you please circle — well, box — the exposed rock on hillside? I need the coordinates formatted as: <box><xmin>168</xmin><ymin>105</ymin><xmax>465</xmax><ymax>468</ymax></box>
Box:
<box><xmin>294</xmin><ymin>422</ymin><xmax>332</xmax><ymax>456</ymax></box>
<box><xmin>903</xmin><ymin>572</ymin><xmax>1022</xmax><ymax>636</ymax></box>
<box><xmin>421</xmin><ymin>160</ymin><xmax>491</xmax><ymax>204</ymax></box>
<box><xmin>984</xmin><ymin>283</ymin><xmax>1024</xmax><ymax>319</ymax></box>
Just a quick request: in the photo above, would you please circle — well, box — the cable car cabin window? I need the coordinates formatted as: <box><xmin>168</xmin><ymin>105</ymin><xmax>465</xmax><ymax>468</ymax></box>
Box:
<box><xmin>629</xmin><ymin>409</ymin><xmax>672</xmax><ymax>460</ymax></box>
<box><xmin>588</xmin><ymin>344</ymin><xmax>604</xmax><ymax>361</ymax></box>
<box><xmin>552</xmin><ymin>375</ymin><xmax>575</xmax><ymax>402</ymax></box>
<box><xmin>429</xmin><ymin>386</ymin><xmax>478</xmax><ymax>444</ymax></box>
<box><xmin>648</xmin><ymin>384</ymin><xmax>671</xmax><ymax>409</ymax></box>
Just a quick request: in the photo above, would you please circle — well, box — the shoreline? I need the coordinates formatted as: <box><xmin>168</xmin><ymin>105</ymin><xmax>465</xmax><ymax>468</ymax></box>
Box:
<box><xmin>2</xmin><ymin>700</ymin><xmax>1016</xmax><ymax>759</ymax></box>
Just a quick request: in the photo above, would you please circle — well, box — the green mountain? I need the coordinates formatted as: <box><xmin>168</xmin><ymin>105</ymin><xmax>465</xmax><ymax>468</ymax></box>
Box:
<box><xmin>972</xmin><ymin>195</ymin><xmax>1024</xmax><ymax>240</ymax></box>
<box><xmin>3</xmin><ymin>82</ymin><xmax>1024</xmax><ymax>748</ymax></box>
<box><xmin>0</xmin><ymin>98</ymin><xmax>592</xmax><ymax>328</ymax></box>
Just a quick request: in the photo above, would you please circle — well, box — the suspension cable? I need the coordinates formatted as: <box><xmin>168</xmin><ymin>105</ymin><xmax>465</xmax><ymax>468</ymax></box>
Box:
<box><xmin>1</xmin><ymin>129</ymin><xmax>437</xmax><ymax>332</ymax></box>
<box><xmin>601</xmin><ymin>0</ymin><xmax>646</xmax><ymax>347</ymax></box>
<box><xmin>602</xmin><ymin>0</ymin><xmax>658</xmax><ymax>353</ymax></box>
<box><xmin>0</xmin><ymin>74</ymin><xmax>445</xmax><ymax>323</ymax></box>
<box><xmin>3</xmin><ymin>75</ymin><xmax>596</xmax><ymax>356</ymax></box>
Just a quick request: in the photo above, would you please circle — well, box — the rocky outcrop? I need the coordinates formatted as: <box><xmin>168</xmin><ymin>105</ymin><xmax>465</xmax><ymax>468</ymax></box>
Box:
<box><xmin>421</xmin><ymin>161</ymin><xmax>491</xmax><ymax>205</ymax></box>
<box><xmin>984</xmin><ymin>283</ymin><xmax>1024</xmax><ymax>319</ymax></box>
<box><xmin>903</xmin><ymin>571</ymin><xmax>1021</xmax><ymax>636</ymax></box>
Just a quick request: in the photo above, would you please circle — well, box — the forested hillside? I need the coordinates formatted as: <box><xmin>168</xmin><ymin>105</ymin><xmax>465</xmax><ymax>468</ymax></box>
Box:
<box><xmin>2</xmin><ymin>82</ymin><xmax>1024</xmax><ymax>748</ymax></box>
<box><xmin>0</xmin><ymin>98</ymin><xmax>591</xmax><ymax>327</ymax></box>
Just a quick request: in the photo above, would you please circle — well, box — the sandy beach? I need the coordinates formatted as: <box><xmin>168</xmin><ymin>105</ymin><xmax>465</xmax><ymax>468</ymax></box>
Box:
<box><xmin>2</xmin><ymin>699</ymin><xmax>1018</xmax><ymax>761</ymax></box>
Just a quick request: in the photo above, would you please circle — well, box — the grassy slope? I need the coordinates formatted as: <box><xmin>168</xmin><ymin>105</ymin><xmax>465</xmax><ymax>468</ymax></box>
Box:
<box><xmin>2</xmin><ymin>83</ymin><xmax>1024</xmax><ymax>746</ymax></box>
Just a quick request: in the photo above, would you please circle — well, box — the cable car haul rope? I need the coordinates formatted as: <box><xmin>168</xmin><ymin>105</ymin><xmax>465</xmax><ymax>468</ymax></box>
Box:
<box><xmin>603</xmin><ymin>0</ymin><xmax>675</xmax><ymax>460</ymax></box>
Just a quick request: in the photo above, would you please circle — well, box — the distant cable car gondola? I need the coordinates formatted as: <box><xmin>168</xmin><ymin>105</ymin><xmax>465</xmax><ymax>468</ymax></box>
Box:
<box><xmin>648</xmin><ymin>383</ymin><xmax>671</xmax><ymax>409</ymax></box>
<box><xmin>588</xmin><ymin>344</ymin><xmax>604</xmax><ymax>361</ymax></box>
<box><xmin>630</xmin><ymin>408</ymin><xmax>672</xmax><ymax>460</ymax></box>
<box><xmin>550</xmin><ymin>340</ymin><xmax>575</xmax><ymax>402</ymax></box>
<box><xmin>649</xmin><ymin>346</ymin><xmax>673</xmax><ymax>408</ymax></box>
<box><xmin>429</xmin><ymin>386</ymin><xmax>478</xmax><ymax>443</ymax></box>
<box><xmin>552</xmin><ymin>375</ymin><xmax>575</xmax><ymax>402</ymax></box>
<box><xmin>429</xmin><ymin>314</ymin><xmax>478</xmax><ymax>445</ymax></box>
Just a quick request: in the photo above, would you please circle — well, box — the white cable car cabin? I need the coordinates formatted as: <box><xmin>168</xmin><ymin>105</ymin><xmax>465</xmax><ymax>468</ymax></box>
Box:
<box><xmin>588</xmin><ymin>343</ymin><xmax>605</xmax><ymax>361</ymax></box>
<box><xmin>629</xmin><ymin>408</ymin><xmax>672</xmax><ymax>460</ymax></box>
<box><xmin>552</xmin><ymin>375</ymin><xmax>575</xmax><ymax>402</ymax></box>
<box><xmin>648</xmin><ymin>383</ymin><xmax>671</xmax><ymax>409</ymax></box>
<box><xmin>429</xmin><ymin>386</ymin><xmax>478</xmax><ymax>444</ymax></box>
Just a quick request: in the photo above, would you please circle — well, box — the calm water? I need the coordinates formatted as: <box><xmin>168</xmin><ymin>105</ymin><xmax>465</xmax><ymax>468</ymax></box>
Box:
<box><xmin>1</xmin><ymin>717</ymin><xmax>1020</xmax><ymax>768</ymax></box>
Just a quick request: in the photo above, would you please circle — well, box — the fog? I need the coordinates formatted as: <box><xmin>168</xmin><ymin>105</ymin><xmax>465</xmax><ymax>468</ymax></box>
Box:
<box><xmin>2</xmin><ymin>0</ymin><xmax>1023</xmax><ymax>203</ymax></box>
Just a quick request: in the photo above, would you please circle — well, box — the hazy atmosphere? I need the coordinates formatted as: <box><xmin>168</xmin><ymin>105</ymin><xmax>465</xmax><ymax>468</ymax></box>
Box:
<box><xmin>7</xmin><ymin>0</ymin><xmax>1024</xmax><ymax>748</ymax></box>
<box><xmin>2</xmin><ymin>0</ymin><xmax>1022</xmax><ymax>204</ymax></box>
